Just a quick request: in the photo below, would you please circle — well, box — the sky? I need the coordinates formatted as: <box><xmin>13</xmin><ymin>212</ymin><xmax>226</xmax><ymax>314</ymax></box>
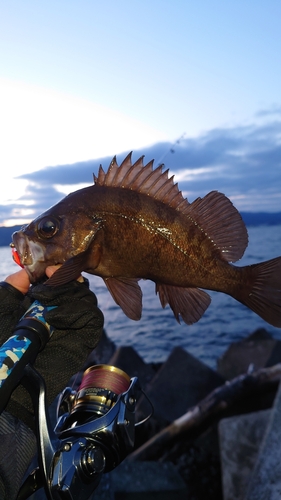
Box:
<box><xmin>0</xmin><ymin>1</ymin><xmax>281</xmax><ymax>226</ymax></box>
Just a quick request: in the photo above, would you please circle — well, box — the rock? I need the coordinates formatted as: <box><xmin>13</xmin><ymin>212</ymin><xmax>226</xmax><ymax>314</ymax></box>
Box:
<box><xmin>68</xmin><ymin>329</ymin><xmax>117</xmax><ymax>389</ymax></box>
<box><xmin>107</xmin><ymin>345</ymin><xmax>157</xmax><ymax>389</ymax></box>
<box><xmin>244</xmin><ymin>382</ymin><xmax>281</xmax><ymax>500</ymax></box>
<box><xmin>219</xmin><ymin>409</ymin><xmax>271</xmax><ymax>500</ymax></box>
<box><xmin>110</xmin><ymin>461</ymin><xmax>187</xmax><ymax>499</ymax></box>
<box><xmin>174</xmin><ymin>425</ymin><xmax>223</xmax><ymax>500</ymax></box>
<box><xmin>217</xmin><ymin>329</ymin><xmax>281</xmax><ymax>380</ymax></box>
<box><xmin>136</xmin><ymin>346</ymin><xmax>225</xmax><ymax>425</ymax></box>
<box><xmin>90</xmin><ymin>473</ymin><xmax>113</xmax><ymax>499</ymax></box>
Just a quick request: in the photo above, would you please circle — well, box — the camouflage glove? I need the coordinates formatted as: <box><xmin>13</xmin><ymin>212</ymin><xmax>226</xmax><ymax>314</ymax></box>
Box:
<box><xmin>1</xmin><ymin>279</ymin><xmax>104</xmax><ymax>430</ymax></box>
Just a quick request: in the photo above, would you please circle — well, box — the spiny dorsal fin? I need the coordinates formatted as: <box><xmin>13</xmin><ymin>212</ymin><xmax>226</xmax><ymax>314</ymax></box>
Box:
<box><xmin>93</xmin><ymin>153</ymin><xmax>190</xmax><ymax>211</ymax></box>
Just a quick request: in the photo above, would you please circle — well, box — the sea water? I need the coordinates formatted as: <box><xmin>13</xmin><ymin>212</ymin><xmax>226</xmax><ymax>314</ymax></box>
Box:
<box><xmin>0</xmin><ymin>224</ymin><xmax>280</xmax><ymax>369</ymax></box>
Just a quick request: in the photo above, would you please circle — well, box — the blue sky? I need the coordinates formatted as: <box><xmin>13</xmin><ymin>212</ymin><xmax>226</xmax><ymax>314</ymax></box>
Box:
<box><xmin>0</xmin><ymin>1</ymin><xmax>281</xmax><ymax>226</ymax></box>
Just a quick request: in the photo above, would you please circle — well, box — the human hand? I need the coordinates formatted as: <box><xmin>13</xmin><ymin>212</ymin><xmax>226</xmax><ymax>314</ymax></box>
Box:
<box><xmin>4</xmin><ymin>268</ymin><xmax>30</xmax><ymax>295</ymax></box>
<box><xmin>4</xmin><ymin>268</ymin><xmax>104</xmax><ymax>429</ymax></box>
<box><xmin>4</xmin><ymin>265</ymin><xmax>84</xmax><ymax>295</ymax></box>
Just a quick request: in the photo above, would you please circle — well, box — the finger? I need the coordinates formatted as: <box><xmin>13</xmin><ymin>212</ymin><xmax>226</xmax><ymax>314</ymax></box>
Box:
<box><xmin>5</xmin><ymin>269</ymin><xmax>31</xmax><ymax>294</ymax></box>
<box><xmin>45</xmin><ymin>265</ymin><xmax>62</xmax><ymax>278</ymax></box>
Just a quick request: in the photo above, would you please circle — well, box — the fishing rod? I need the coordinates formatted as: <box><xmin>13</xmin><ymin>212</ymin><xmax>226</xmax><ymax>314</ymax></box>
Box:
<box><xmin>0</xmin><ymin>299</ymin><xmax>55</xmax><ymax>415</ymax></box>
<box><xmin>156</xmin><ymin>132</ymin><xmax>186</xmax><ymax>165</ymax></box>
<box><xmin>0</xmin><ymin>299</ymin><xmax>152</xmax><ymax>500</ymax></box>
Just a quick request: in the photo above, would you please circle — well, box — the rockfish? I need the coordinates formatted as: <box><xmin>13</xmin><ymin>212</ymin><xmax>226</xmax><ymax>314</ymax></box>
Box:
<box><xmin>12</xmin><ymin>153</ymin><xmax>281</xmax><ymax>327</ymax></box>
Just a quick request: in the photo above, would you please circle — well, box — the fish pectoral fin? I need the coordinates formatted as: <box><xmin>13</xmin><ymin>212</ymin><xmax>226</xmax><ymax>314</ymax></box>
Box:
<box><xmin>104</xmin><ymin>277</ymin><xmax>142</xmax><ymax>321</ymax></box>
<box><xmin>46</xmin><ymin>252</ymin><xmax>88</xmax><ymax>286</ymax></box>
<box><xmin>156</xmin><ymin>284</ymin><xmax>211</xmax><ymax>325</ymax></box>
<box><xmin>46</xmin><ymin>245</ymin><xmax>102</xmax><ymax>287</ymax></box>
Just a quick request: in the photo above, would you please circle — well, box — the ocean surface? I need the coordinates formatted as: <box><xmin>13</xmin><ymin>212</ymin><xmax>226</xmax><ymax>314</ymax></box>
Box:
<box><xmin>0</xmin><ymin>224</ymin><xmax>280</xmax><ymax>370</ymax></box>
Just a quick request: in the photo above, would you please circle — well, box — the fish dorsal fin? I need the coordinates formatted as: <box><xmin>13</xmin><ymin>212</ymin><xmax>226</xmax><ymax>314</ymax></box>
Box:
<box><xmin>94</xmin><ymin>153</ymin><xmax>190</xmax><ymax>211</ymax></box>
<box><xmin>104</xmin><ymin>276</ymin><xmax>142</xmax><ymax>320</ymax></box>
<box><xmin>185</xmin><ymin>191</ymin><xmax>248</xmax><ymax>262</ymax></box>
<box><xmin>93</xmin><ymin>153</ymin><xmax>134</xmax><ymax>186</ymax></box>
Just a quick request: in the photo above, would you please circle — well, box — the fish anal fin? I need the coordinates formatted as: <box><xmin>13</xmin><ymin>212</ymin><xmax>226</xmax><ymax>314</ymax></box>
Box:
<box><xmin>93</xmin><ymin>153</ymin><xmax>190</xmax><ymax>210</ymax></box>
<box><xmin>156</xmin><ymin>283</ymin><xmax>211</xmax><ymax>325</ymax></box>
<box><xmin>186</xmin><ymin>191</ymin><xmax>248</xmax><ymax>262</ymax></box>
<box><xmin>104</xmin><ymin>277</ymin><xmax>142</xmax><ymax>321</ymax></box>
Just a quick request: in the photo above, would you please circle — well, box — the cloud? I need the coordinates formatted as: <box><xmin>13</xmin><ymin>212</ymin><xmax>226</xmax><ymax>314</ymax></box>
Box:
<box><xmin>255</xmin><ymin>105</ymin><xmax>281</xmax><ymax>118</ymax></box>
<box><xmin>5</xmin><ymin>115</ymin><xmax>281</xmax><ymax>225</ymax></box>
<box><xmin>16</xmin><ymin>155</ymin><xmax>119</xmax><ymax>185</ymax></box>
<box><xmin>0</xmin><ymin>184</ymin><xmax>64</xmax><ymax>227</ymax></box>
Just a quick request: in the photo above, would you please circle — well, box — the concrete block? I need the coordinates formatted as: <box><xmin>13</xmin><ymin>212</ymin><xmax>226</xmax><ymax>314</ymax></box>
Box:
<box><xmin>110</xmin><ymin>460</ymin><xmax>188</xmax><ymax>499</ymax></box>
<box><xmin>245</xmin><ymin>382</ymin><xmax>281</xmax><ymax>500</ymax></box>
<box><xmin>219</xmin><ymin>409</ymin><xmax>271</xmax><ymax>500</ymax></box>
<box><xmin>108</xmin><ymin>345</ymin><xmax>157</xmax><ymax>388</ymax></box>
<box><xmin>217</xmin><ymin>329</ymin><xmax>280</xmax><ymax>380</ymax></box>
<box><xmin>68</xmin><ymin>329</ymin><xmax>117</xmax><ymax>389</ymax></box>
<box><xmin>137</xmin><ymin>346</ymin><xmax>225</xmax><ymax>424</ymax></box>
<box><xmin>90</xmin><ymin>473</ymin><xmax>114</xmax><ymax>499</ymax></box>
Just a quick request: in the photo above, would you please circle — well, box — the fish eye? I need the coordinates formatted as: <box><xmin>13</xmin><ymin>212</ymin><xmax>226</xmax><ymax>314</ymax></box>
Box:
<box><xmin>37</xmin><ymin>217</ymin><xmax>59</xmax><ymax>239</ymax></box>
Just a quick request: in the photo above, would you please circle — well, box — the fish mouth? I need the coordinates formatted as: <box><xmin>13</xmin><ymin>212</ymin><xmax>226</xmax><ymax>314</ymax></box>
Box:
<box><xmin>12</xmin><ymin>231</ymin><xmax>51</xmax><ymax>282</ymax></box>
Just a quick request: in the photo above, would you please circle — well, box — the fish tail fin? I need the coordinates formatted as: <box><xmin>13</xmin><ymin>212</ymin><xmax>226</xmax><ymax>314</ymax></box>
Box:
<box><xmin>235</xmin><ymin>256</ymin><xmax>281</xmax><ymax>327</ymax></box>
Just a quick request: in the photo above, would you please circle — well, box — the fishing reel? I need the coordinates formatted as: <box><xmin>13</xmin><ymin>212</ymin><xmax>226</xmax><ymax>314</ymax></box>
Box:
<box><xmin>18</xmin><ymin>363</ymin><xmax>151</xmax><ymax>500</ymax></box>
<box><xmin>1</xmin><ymin>262</ymin><xmax>151</xmax><ymax>499</ymax></box>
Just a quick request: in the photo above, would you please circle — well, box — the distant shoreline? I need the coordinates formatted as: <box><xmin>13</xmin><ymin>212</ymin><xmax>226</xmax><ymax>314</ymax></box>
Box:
<box><xmin>0</xmin><ymin>212</ymin><xmax>280</xmax><ymax>247</ymax></box>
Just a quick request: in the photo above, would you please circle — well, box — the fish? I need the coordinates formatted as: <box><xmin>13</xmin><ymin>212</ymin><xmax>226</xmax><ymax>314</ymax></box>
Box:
<box><xmin>12</xmin><ymin>153</ymin><xmax>281</xmax><ymax>327</ymax></box>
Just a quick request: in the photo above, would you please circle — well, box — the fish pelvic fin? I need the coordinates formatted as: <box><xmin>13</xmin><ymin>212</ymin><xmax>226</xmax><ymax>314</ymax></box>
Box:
<box><xmin>93</xmin><ymin>153</ymin><xmax>191</xmax><ymax>212</ymax></box>
<box><xmin>156</xmin><ymin>283</ymin><xmax>211</xmax><ymax>325</ymax></box>
<box><xmin>185</xmin><ymin>191</ymin><xmax>248</xmax><ymax>262</ymax></box>
<box><xmin>104</xmin><ymin>277</ymin><xmax>143</xmax><ymax>321</ymax></box>
<box><xmin>235</xmin><ymin>256</ymin><xmax>281</xmax><ymax>328</ymax></box>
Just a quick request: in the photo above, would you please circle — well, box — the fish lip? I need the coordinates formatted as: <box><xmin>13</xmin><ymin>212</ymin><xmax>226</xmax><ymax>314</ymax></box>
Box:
<box><xmin>12</xmin><ymin>231</ymin><xmax>49</xmax><ymax>281</ymax></box>
<box><xmin>12</xmin><ymin>232</ymin><xmax>34</xmax><ymax>266</ymax></box>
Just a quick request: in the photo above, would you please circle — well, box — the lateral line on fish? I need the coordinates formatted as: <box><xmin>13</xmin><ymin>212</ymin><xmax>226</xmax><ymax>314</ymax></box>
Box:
<box><xmin>182</xmin><ymin>213</ymin><xmax>217</xmax><ymax>247</ymax></box>
<box><xmin>98</xmin><ymin>209</ymin><xmax>216</xmax><ymax>247</ymax></box>
<box><xmin>97</xmin><ymin>210</ymin><xmax>220</xmax><ymax>271</ymax></box>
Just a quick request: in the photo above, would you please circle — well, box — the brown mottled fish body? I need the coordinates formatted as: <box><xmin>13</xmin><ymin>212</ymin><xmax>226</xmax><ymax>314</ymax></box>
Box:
<box><xmin>81</xmin><ymin>187</ymin><xmax>235</xmax><ymax>287</ymax></box>
<box><xmin>12</xmin><ymin>153</ymin><xmax>281</xmax><ymax>327</ymax></box>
